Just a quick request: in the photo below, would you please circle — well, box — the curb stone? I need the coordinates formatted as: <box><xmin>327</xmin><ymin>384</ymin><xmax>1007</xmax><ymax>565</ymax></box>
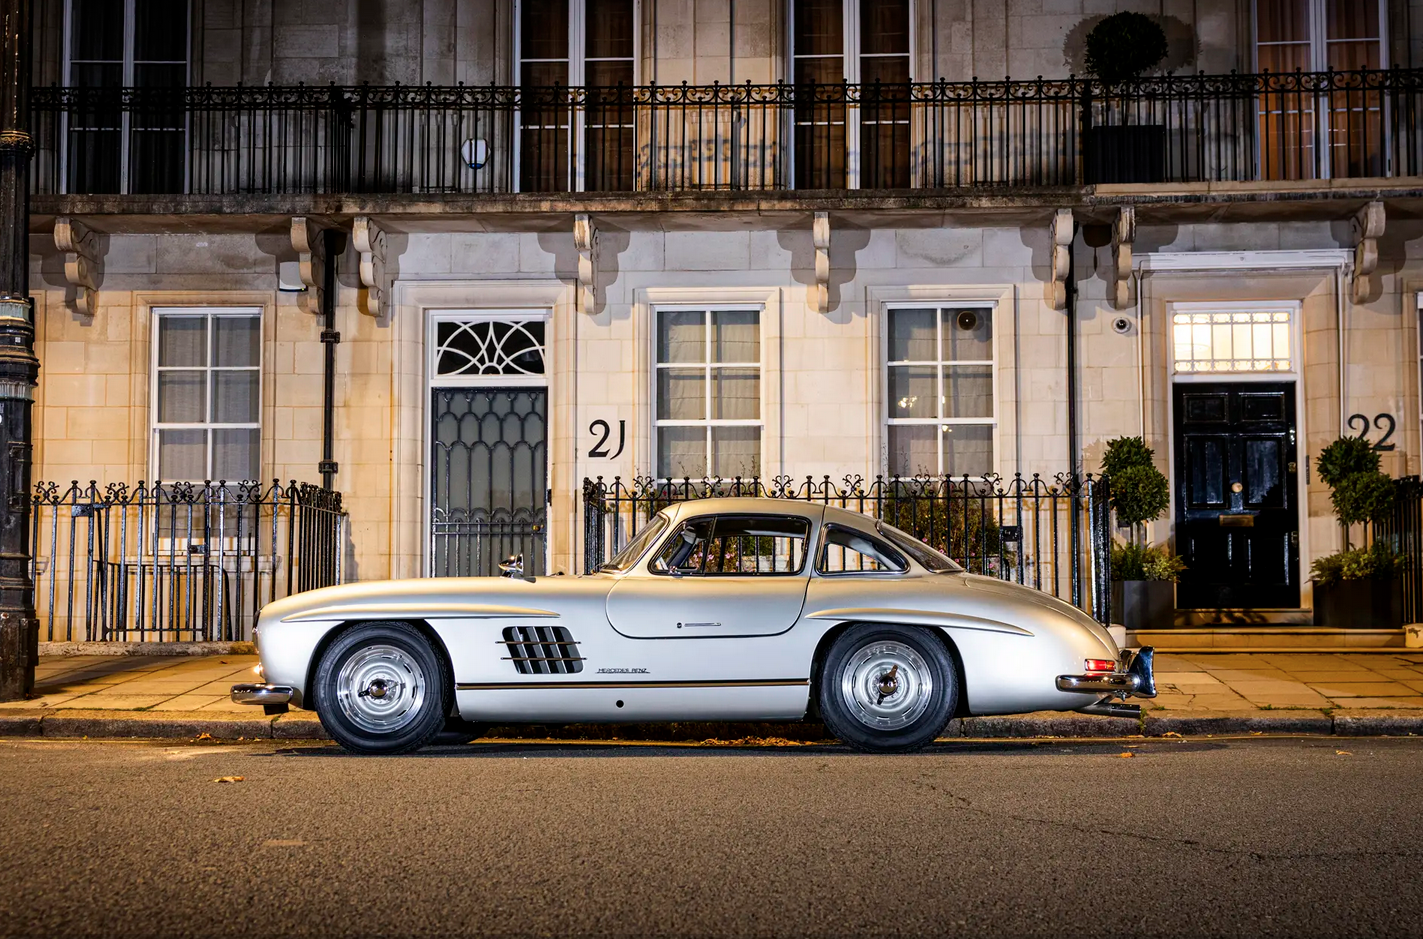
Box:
<box><xmin>0</xmin><ymin>709</ymin><xmax>1421</xmax><ymax>742</ymax></box>
<box><xmin>38</xmin><ymin>641</ymin><xmax>256</xmax><ymax>657</ymax></box>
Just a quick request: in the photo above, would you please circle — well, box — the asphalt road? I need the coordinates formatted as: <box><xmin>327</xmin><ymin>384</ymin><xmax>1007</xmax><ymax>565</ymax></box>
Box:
<box><xmin>0</xmin><ymin>736</ymin><xmax>1420</xmax><ymax>939</ymax></box>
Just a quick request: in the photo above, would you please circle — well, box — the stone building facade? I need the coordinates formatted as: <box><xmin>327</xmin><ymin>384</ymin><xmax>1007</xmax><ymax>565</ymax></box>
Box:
<box><xmin>22</xmin><ymin>0</ymin><xmax>1423</xmax><ymax>631</ymax></box>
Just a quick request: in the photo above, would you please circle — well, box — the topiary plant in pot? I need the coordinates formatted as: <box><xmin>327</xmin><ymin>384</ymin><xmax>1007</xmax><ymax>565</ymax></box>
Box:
<box><xmin>1311</xmin><ymin>435</ymin><xmax>1402</xmax><ymax>628</ymax></box>
<box><xmin>1103</xmin><ymin>436</ymin><xmax>1180</xmax><ymax>631</ymax></box>
<box><xmin>1081</xmin><ymin>12</ymin><xmax>1170</xmax><ymax>184</ymax></box>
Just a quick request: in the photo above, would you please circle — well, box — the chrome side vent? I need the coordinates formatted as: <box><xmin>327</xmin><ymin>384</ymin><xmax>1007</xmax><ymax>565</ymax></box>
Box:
<box><xmin>500</xmin><ymin>625</ymin><xmax>584</xmax><ymax>675</ymax></box>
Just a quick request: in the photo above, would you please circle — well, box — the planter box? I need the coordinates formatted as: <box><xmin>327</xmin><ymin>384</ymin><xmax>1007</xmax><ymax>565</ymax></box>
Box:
<box><xmin>1085</xmin><ymin>125</ymin><xmax>1166</xmax><ymax>184</ymax></box>
<box><xmin>1313</xmin><ymin>578</ymin><xmax>1402</xmax><ymax>629</ymax></box>
<box><xmin>1111</xmin><ymin>579</ymin><xmax>1175</xmax><ymax>631</ymax></box>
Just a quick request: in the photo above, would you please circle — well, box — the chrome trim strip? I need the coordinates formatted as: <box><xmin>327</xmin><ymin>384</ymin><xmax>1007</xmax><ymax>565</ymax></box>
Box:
<box><xmin>456</xmin><ymin>678</ymin><xmax>810</xmax><ymax>691</ymax></box>
<box><xmin>283</xmin><ymin>603</ymin><xmax>559</xmax><ymax>622</ymax></box>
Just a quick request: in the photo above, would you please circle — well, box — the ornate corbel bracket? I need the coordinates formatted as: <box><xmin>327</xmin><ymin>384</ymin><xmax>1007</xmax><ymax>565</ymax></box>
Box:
<box><xmin>290</xmin><ymin>217</ymin><xmax>327</xmax><ymax>316</ymax></box>
<box><xmin>574</xmin><ymin>213</ymin><xmax>597</xmax><ymax>314</ymax></box>
<box><xmin>811</xmin><ymin>212</ymin><xmax>831</xmax><ymax>314</ymax></box>
<box><xmin>54</xmin><ymin>217</ymin><xmax>102</xmax><ymax>317</ymax></box>
<box><xmin>352</xmin><ymin>217</ymin><xmax>386</xmax><ymax>318</ymax></box>
<box><xmin>1351</xmin><ymin>201</ymin><xmax>1385</xmax><ymax>303</ymax></box>
<box><xmin>1049</xmin><ymin>209</ymin><xmax>1073</xmax><ymax>311</ymax></box>
<box><xmin>1111</xmin><ymin>206</ymin><xmax>1136</xmax><ymax>311</ymax></box>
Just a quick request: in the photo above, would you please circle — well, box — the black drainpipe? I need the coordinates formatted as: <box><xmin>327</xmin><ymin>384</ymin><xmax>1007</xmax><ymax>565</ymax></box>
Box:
<box><xmin>1064</xmin><ymin>221</ymin><xmax>1080</xmax><ymax>480</ymax></box>
<box><xmin>319</xmin><ymin>228</ymin><xmax>344</xmax><ymax>490</ymax></box>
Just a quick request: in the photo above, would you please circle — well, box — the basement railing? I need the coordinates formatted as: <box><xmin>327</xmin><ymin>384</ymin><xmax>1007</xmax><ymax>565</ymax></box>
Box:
<box><xmin>31</xmin><ymin>480</ymin><xmax>346</xmax><ymax>643</ymax></box>
<box><xmin>28</xmin><ymin>68</ymin><xmax>1423</xmax><ymax>197</ymax></box>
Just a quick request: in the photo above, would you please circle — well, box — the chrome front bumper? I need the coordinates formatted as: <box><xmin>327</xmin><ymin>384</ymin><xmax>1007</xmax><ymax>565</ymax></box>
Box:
<box><xmin>231</xmin><ymin>683</ymin><xmax>295</xmax><ymax>707</ymax></box>
<box><xmin>1056</xmin><ymin>646</ymin><xmax>1157</xmax><ymax>698</ymax></box>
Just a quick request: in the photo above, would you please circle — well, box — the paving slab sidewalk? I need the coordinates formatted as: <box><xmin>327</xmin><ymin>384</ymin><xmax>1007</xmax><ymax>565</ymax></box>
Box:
<box><xmin>1</xmin><ymin>651</ymin><xmax>1422</xmax><ymax>742</ymax></box>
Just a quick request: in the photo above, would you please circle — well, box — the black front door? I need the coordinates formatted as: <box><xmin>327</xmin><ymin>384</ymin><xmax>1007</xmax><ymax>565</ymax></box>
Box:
<box><xmin>1174</xmin><ymin>382</ymin><xmax>1299</xmax><ymax>609</ymax></box>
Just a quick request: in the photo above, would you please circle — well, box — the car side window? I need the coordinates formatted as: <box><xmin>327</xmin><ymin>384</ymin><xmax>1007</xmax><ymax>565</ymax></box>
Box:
<box><xmin>816</xmin><ymin>524</ymin><xmax>907</xmax><ymax>575</ymax></box>
<box><xmin>651</xmin><ymin>515</ymin><xmax>811</xmax><ymax>575</ymax></box>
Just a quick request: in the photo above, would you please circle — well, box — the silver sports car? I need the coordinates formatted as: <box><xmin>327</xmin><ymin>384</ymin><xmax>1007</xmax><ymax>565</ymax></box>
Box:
<box><xmin>232</xmin><ymin>498</ymin><xmax>1155</xmax><ymax>753</ymax></box>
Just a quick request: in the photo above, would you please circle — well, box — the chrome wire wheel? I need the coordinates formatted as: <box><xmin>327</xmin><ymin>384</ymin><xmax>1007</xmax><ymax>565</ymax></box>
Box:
<box><xmin>335</xmin><ymin>643</ymin><xmax>428</xmax><ymax>735</ymax></box>
<box><xmin>838</xmin><ymin>640</ymin><xmax>934</xmax><ymax>731</ymax></box>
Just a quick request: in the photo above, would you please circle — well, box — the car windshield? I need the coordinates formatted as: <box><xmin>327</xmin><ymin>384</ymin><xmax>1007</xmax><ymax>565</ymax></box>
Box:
<box><xmin>875</xmin><ymin>521</ymin><xmax>963</xmax><ymax>573</ymax></box>
<box><xmin>600</xmin><ymin>515</ymin><xmax>670</xmax><ymax>572</ymax></box>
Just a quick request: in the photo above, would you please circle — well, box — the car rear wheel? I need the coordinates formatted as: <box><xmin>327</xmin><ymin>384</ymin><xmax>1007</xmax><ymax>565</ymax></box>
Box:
<box><xmin>818</xmin><ymin>624</ymin><xmax>957</xmax><ymax>753</ymax></box>
<box><xmin>313</xmin><ymin>622</ymin><xmax>450</xmax><ymax>755</ymax></box>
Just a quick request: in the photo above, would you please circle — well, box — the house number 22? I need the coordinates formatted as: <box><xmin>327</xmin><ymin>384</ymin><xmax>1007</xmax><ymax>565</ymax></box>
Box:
<box><xmin>1346</xmin><ymin>412</ymin><xmax>1396</xmax><ymax>451</ymax></box>
<box><xmin>588</xmin><ymin>419</ymin><xmax>627</xmax><ymax>459</ymax></box>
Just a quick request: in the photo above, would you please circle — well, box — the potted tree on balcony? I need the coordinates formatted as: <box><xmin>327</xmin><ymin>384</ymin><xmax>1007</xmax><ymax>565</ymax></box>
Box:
<box><xmin>1311</xmin><ymin>435</ymin><xmax>1402</xmax><ymax>628</ymax></box>
<box><xmin>1103</xmin><ymin>436</ymin><xmax>1180</xmax><ymax>630</ymax></box>
<box><xmin>1082</xmin><ymin>12</ymin><xmax>1170</xmax><ymax>184</ymax></box>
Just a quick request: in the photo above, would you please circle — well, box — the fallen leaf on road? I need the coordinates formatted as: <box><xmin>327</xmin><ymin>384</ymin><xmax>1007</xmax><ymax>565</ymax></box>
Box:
<box><xmin>194</xmin><ymin>733</ymin><xmax>213</xmax><ymax>741</ymax></box>
<box><xmin>213</xmin><ymin>775</ymin><xmax>245</xmax><ymax>783</ymax></box>
<box><xmin>1159</xmin><ymin>731</ymin><xmax>1183</xmax><ymax>738</ymax></box>
<box><xmin>1118</xmin><ymin>752</ymin><xmax>1136</xmax><ymax>758</ymax></box>
<box><xmin>1335</xmin><ymin>750</ymin><xmax>1352</xmax><ymax>756</ymax></box>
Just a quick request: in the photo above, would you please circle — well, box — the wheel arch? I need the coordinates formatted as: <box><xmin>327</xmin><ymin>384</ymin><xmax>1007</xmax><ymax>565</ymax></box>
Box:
<box><xmin>808</xmin><ymin>620</ymin><xmax>970</xmax><ymax>720</ymax></box>
<box><xmin>303</xmin><ymin>618</ymin><xmax>456</xmax><ymax>713</ymax></box>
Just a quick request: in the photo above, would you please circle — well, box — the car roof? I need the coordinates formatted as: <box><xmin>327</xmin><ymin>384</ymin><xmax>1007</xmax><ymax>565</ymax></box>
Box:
<box><xmin>665</xmin><ymin>498</ymin><xmax>880</xmax><ymax>532</ymax></box>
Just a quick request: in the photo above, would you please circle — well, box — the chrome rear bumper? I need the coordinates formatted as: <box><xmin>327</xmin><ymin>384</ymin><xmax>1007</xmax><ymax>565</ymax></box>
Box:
<box><xmin>231</xmin><ymin>683</ymin><xmax>295</xmax><ymax>707</ymax></box>
<box><xmin>1056</xmin><ymin>646</ymin><xmax>1157</xmax><ymax>698</ymax></box>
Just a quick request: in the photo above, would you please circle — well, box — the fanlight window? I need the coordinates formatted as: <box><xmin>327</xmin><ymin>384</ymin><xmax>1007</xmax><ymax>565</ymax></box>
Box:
<box><xmin>1171</xmin><ymin>309</ymin><xmax>1293</xmax><ymax>373</ymax></box>
<box><xmin>433</xmin><ymin>319</ymin><xmax>546</xmax><ymax>377</ymax></box>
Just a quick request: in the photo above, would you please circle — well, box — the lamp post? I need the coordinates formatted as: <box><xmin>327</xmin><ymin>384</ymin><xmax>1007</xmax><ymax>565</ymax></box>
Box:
<box><xmin>0</xmin><ymin>0</ymin><xmax>39</xmax><ymax>700</ymax></box>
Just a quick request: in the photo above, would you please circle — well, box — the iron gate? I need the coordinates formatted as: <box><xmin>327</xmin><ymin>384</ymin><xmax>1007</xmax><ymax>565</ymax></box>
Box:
<box><xmin>430</xmin><ymin>388</ymin><xmax>547</xmax><ymax>577</ymax></box>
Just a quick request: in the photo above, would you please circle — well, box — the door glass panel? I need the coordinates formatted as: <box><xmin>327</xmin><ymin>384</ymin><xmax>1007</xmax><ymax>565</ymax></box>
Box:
<box><xmin>1187</xmin><ymin>438</ymin><xmax>1228</xmax><ymax>507</ymax></box>
<box><xmin>1244</xmin><ymin>438</ymin><xmax>1284</xmax><ymax>506</ymax></box>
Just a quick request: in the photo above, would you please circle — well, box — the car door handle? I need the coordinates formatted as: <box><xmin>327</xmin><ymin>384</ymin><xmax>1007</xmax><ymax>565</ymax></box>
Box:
<box><xmin>675</xmin><ymin>621</ymin><xmax>722</xmax><ymax>629</ymax></box>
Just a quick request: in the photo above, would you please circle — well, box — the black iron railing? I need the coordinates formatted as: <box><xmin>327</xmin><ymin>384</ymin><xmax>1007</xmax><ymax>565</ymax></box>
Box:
<box><xmin>582</xmin><ymin>474</ymin><xmax>1113</xmax><ymax>625</ymax></box>
<box><xmin>1369</xmin><ymin>475</ymin><xmax>1423</xmax><ymax>624</ymax></box>
<box><xmin>32</xmin><ymin>480</ymin><xmax>346</xmax><ymax>642</ymax></box>
<box><xmin>29</xmin><ymin>68</ymin><xmax>1423</xmax><ymax>197</ymax></box>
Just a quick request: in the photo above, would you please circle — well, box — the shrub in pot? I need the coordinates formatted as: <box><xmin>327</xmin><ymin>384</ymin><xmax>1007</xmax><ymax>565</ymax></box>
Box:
<box><xmin>1082</xmin><ymin>12</ymin><xmax>1169</xmax><ymax>184</ymax></box>
<box><xmin>1103</xmin><ymin>436</ymin><xmax>1181</xmax><ymax>630</ymax></box>
<box><xmin>1311</xmin><ymin>436</ymin><xmax>1401</xmax><ymax>628</ymax></box>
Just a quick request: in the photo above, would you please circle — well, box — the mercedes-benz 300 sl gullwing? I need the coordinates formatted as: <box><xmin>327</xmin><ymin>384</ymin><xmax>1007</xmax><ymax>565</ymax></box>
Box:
<box><xmin>232</xmin><ymin>498</ymin><xmax>1155</xmax><ymax>754</ymax></box>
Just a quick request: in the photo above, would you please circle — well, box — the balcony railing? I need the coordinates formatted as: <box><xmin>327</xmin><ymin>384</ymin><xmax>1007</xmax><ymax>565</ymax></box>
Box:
<box><xmin>32</xmin><ymin>480</ymin><xmax>346</xmax><ymax>643</ymax></box>
<box><xmin>29</xmin><ymin>68</ymin><xmax>1423</xmax><ymax>198</ymax></box>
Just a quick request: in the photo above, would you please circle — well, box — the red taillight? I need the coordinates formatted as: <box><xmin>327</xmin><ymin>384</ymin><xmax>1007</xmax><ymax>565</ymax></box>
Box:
<box><xmin>1084</xmin><ymin>659</ymin><xmax>1117</xmax><ymax>675</ymax></box>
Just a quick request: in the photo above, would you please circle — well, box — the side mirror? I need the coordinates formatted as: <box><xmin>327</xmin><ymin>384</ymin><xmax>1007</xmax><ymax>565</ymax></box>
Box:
<box><xmin>498</xmin><ymin>554</ymin><xmax>524</xmax><ymax>578</ymax></box>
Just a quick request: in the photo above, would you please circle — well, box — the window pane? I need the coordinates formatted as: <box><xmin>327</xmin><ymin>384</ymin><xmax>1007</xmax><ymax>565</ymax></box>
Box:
<box><xmin>711</xmin><ymin>368</ymin><xmax>759</xmax><ymax>420</ymax></box>
<box><xmin>69</xmin><ymin>62</ymin><xmax>122</xmax><ymax>90</ymax></box>
<box><xmin>521</xmin><ymin>0</ymin><xmax>570</xmax><ymax>60</ymax></box>
<box><xmin>157</xmin><ymin>369</ymin><xmax>205</xmax><ymax>422</ymax></box>
<box><xmin>794</xmin><ymin>56</ymin><xmax>844</xmax><ymax>84</ymax></box>
<box><xmin>943</xmin><ymin>366</ymin><xmax>993</xmax><ymax>418</ymax></box>
<box><xmin>794</xmin><ymin>0</ymin><xmax>844</xmax><ymax>56</ymax></box>
<box><xmin>158</xmin><ymin>428</ymin><xmax>206</xmax><ymax>480</ymax></box>
<box><xmin>942</xmin><ymin>308</ymin><xmax>992</xmax><ymax>360</ymax></box>
<box><xmin>158</xmin><ymin>315</ymin><xmax>205</xmax><ymax>367</ymax></box>
<box><xmin>586</xmin><ymin>0</ymin><xmax>634</xmax><ymax>59</ymax></box>
<box><xmin>657</xmin><ymin>426</ymin><xmax>706</xmax><ymax>479</ymax></box>
<box><xmin>521</xmin><ymin>61</ymin><xmax>571</xmax><ymax>86</ymax></box>
<box><xmin>943</xmin><ymin>424</ymin><xmax>993</xmax><ymax>477</ymax></box>
<box><xmin>712</xmin><ymin>310</ymin><xmax>759</xmax><ymax>363</ymax></box>
<box><xmin>860</xmin><ymin>0</ymin><xmax>909</xmax><ymax>55</ymax></box>
<box><xmin>586</xmin><ymin>61</ymin><xmax>634</xmax><ymax>86</ymax></box>
<box><xmin>70</xmin><ymin>0</ymin><xmax>125</xmax><ymax>61</ymax></box>
<box><xmin>213</xmin><ymin>428</ymin><xmax>260</xmax><ymax>481</ymax></box>
<box><xmin>888</xmin><ymin>366</ymin><xmax>936</xmax><ymax>419</ymax></box>
<box><xmin>212</xmin><ymin>370</ymin><xmax>258</xmax><ymax>424</ymax></box>
<box><xmin>1257</xmin><ymin>0</ymin><xmax>1310</xmax><ymax>43</ymax></box>
<box><xmin>711</xmin><ymin>426</ymin><xmax>760</xmax><ymax>477</ymax></box>
<box><xmin>888</xmin><ymin>308</ymin><xmax>935</xmax><ymax>361</ymax></box>
<box><xmin>818</xmin><ymin>526</ymin><xmax>906</xmax><ymax>573</ymax></box>
<box><xmin>658</xmin><ymin>310</ymin><xmax>705</xmax><ymax>363</ymax></box>
<box><xmin>888</xmin><ymin>424</ymin><xmax>937</xmax><ymax>477</ymax></box>
<box><xmin>861</xmin><ymin>56</ymin><xmax>910</xmax><ymax>85</ymax></box>
<box><xmin>213</xmin><ymin>316</ymin><xmax>260</xmax><ymax>367</ymax></box>
<box><xmin>1326</xmin><ymin>0</ymin><xmax>1379</xmax><ymax>40</ymax></box>
<box><xmin>134</xmin><ymin>0</ymin><xmax>189</xmax><ymax>61</ymax></box>
<box><xmin>656</xmin><ymin>369</ymin><xmax>706</xmax><ymax>420</ymax></box>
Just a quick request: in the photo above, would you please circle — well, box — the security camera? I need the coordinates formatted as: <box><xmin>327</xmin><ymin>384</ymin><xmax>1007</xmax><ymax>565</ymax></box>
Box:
<box><xmin>1111</xmin><ymin>316</ymin><xmax>1132</xmax><ymax>335</ymax></box>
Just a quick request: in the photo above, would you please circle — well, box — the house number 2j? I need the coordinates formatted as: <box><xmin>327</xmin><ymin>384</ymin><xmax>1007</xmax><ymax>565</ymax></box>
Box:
<box><xmin>1346</xmin><ymin>412</ymin><xmax>1396</xmax><ymax>451</ymax></box>
<box><xmin>588</xmin><ymin>419</ymin><xmax>626</xmax><ymax>459</ymax></box>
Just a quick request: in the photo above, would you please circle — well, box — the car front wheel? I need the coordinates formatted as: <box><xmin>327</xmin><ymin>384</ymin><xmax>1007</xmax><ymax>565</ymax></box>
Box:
<box><xmin>313</xmin><ymin>622</ymin><xmax>450</xmax><ymax>755</ymax></box>
<box><xmin>818</xmin><ymin>624</ymin><xmax>958</xmax><ymax>753</ymax></box>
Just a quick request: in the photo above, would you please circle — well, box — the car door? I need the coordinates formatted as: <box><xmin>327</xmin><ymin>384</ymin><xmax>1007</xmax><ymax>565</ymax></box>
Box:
<box><xmin>605</xmin><ymin>513</ymin><xmax>815</xmax><ymax>639</ymax></box>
